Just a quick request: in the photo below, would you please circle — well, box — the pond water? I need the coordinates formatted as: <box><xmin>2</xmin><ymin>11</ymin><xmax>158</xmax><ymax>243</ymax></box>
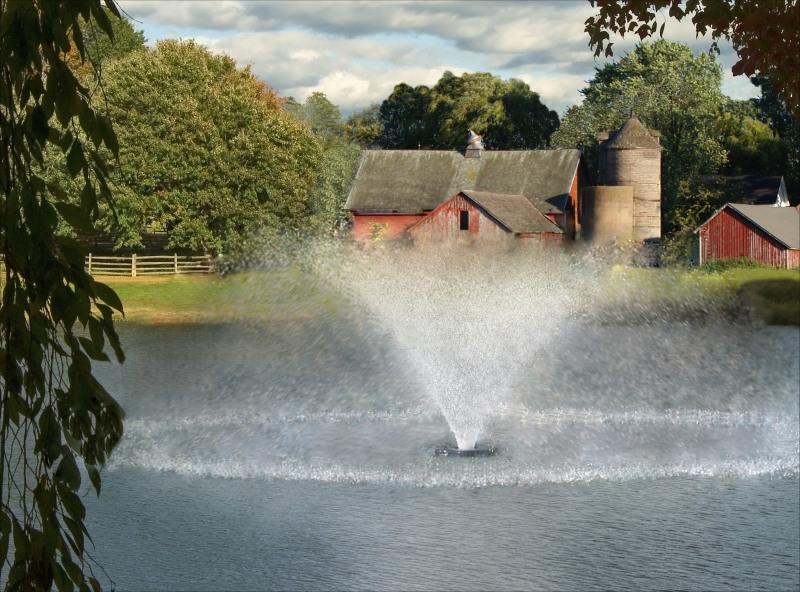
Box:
<box><xmin>86</xmin><ymin>316</ymin><xmax>800</xmax><ymax>591</ymax></box>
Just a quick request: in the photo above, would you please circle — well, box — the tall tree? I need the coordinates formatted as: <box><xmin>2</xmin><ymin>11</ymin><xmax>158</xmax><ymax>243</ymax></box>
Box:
<box><xmin>344</xmin><ymin>104</ymin><xmax>381</xmax><ymax>148</ymax></box>
<box><xmin>1</xmin><ymin>0</ymin><xmax>126</xmax><ymax>588</ymax></box>
<box><xmin>752</xmin><ymin>74</ymin><xmax>800</xmax><ymax>189</ymax></box>
<box><xmin>285</xmin><ymin>92</ymin><xmax>343</xmax><ymax>147</ymax></box>
<box><xmin>552</xmin><ymin>40</ymin><xmax>727</xmax><ymax>227</ymax></box>
<box><xmin>65</xmin><ymin>6</ymin><xmax>145</xmax><ymax>78</ymax></box>
<box><xmin>93</xmin><ymin>40</ymin><xmax>321</xmax><ymax>252</ymax></box>
<box><xmin>378</xmin><ymin>72</ymin><xmax>558</xmax><ymax>150</ymax></box>
<box><xmin>584</xmin><ymin>0</ymin><xmax>800</xmax><ymax>115</ymax></box>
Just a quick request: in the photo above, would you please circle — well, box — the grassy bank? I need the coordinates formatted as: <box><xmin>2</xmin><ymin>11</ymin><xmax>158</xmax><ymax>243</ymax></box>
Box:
<box><xmin>101</xmin><ymin>270</ymin><xmax>341</xmax><ymax>324</ymax></box>
<box><xmin>99</xmin><ymin>263</ymin><xmax>800</xmax><ymax>326</ymax></box>
<box><xmin>606</xmin><ymin>265</ymin><xmax>800</xmax><ymax>325</ymax></box>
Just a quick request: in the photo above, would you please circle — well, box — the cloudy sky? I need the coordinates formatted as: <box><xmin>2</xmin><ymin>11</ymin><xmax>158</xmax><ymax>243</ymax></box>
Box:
<box><xmin>118</xmin><ymin>0</ymin><xmax>759</xmax><ymax>115</ymax></box>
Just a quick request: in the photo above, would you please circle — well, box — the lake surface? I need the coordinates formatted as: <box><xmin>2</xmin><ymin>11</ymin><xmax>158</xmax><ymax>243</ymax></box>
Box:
<box><xmin>87</xmin><ymin>319</ymin><xmax>800</xmax><ymax>590</ymax></box>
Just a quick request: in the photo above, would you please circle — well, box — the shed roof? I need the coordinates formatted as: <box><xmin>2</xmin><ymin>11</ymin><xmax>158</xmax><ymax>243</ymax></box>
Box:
<box><xmin>345</xmin><ymin>149</ymin><xmax>581</xmax><ymax>215</ymax></box>
<box><xmin>461</xmin><ymin>190</ymin><xmax>563</xmax><ymax>234</ymax></box>
<box><xmin>726</xmin><ymin>203</ymin><xmax>800</xmax><ymax>249</ymax></box>
<box><xmin>604</xmin><ymin>115</ymin><xmax>661</xmax><ymax>150</ymax></box>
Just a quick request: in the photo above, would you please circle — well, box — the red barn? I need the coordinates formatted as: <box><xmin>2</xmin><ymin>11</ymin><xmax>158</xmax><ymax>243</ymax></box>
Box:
<box><xmin>408</xmin><ymin>190</ymin><xmax>563</xmax><ymax>245</ymax></box>
<box><xmin>696</xmin><ymin>203</ymin><xmax>800</xmax><ymax>269</ymax></box>
<box><xmin>345</xmin><ymin>136</ymin><xmax>584</xmax><ymax>244</ymax></box>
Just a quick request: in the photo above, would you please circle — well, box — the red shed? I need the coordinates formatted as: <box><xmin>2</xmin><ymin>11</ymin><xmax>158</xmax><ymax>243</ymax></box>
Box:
<box><xmin>696</xmin><ymin>203</ymin><xmax>800</xmax><ymax>269</ymax></box>
<box><xmin>408</xmin><ymin>190</ymin><xmax>563</xmax><ymax>245</ymax></box>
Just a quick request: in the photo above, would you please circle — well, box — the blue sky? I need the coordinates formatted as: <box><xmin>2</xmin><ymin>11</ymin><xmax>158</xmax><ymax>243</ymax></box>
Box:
<box><xmin>119</xmin><ymin>0</ymin><xmax>760</xmax><ymax>115</ymax></box>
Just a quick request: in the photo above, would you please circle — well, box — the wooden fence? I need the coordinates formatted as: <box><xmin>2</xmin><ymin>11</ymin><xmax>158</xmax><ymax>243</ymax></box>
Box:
<box><xmin>86</xmin><ymin>254</ymin><xmax>213</xmax><ymax>276</ymax></box>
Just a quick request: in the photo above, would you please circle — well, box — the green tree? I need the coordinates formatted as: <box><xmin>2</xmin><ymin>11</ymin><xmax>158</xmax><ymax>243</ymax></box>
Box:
<box><xmin>308</xmin><ymin>141</ymin><xmax>361</xmax><ymax>232</ymax></box>
<box><xmin>584</xmin><ymin>0</ymin><xmax>800</xmax><ymax>115</ymax></box>
<box><xmin>714</xmin><ymin>104</ymin><xmax>787</xmax><ymax>176</ymax></box>
<box><xmin>344</xmin><ymin>104</ymin><xmax>381</xmax><ymax>148</ymax></box>
<box><xmin>285</xmin><ymin>92</ymin><xmax>343</xmax><ymax>146</ymax></box>
<box><xmin>378</xmin><ymin>82</ymin><xmax>434</xmax><ymax>149</ymax></box>
<box><xmin>96</xmin><ymin>40</ymin><xmax>321</xmax><ymax>252</ymax></box>
<box><xmin>1</xmin><ymin>0</ymin><xmax>126</xmax><ymax>588</ymax></box>
<box><xmin>378</xmin><ymin>72</ymin><xmax>559</xmax><ymax>150</ymax></box>
<box><xmin>552</xmin><ymin>41</ymin><xmax>727</xmax><ymax>233</ymax></box>
<box><xmin>752</xmin><ymin>74</ymin><xmax>800</xmax><ymax>189</ymax></box>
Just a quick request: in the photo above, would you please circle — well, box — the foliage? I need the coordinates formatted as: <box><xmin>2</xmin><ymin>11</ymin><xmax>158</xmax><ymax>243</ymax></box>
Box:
<box><xmin>94</xmin><ymin>40</ymin><xmax>321</xmax><ymax>253</ymax></box>
<box><xmin>65</xmin><ymin>6</ymin><xmax>144</xmax><ymax>77</ymax></box>
<box><xmin>282</xmin><ymin>92</ymin><xmax>361</xmax><ymax>233</ymax></box>
<box><xmin>308</xmin><ymin>140</ymin><xmax>361</xmax><ymax>233</ymax></box>
<box><xmin>344</xmin><ymin>104</ymin><xmax>381</xmax><ymax>148</ymax></box>
<box><xmin>284</xmin><ymin>92</ymin><xmax>343</xmax><ymax>147</ymax></box>
<box><xmin>552</xmin><ymin>41</ymin><xmax>727</xmax><ymax>230</ymax></box>
<box><xmin>752</xmin><ymin>74</ymin><xmax>800</xmax><ymax>189</ymax></box>
<box><xmin>377</xmin><ymin>71</ymin><xmax>559</xmax><ymax>150</ymax></box>
<box><xmin>661</xmin><ymin>178</ymin><xmax>726</xmax><ymax>265</ymax></box>
<box><xmin>1</xmin><ymin>0</ymin><xmax>127</xmax><ymax>588</ymax></box>
<box><xmin>584</xmin><ymin>0</ymin><xmax>800</xmax><ymax>116</ymax></box>
<box><xmin>714</xmin><ymin>104</ymin><xmax>787</xmax><ymax>176</ymax></box>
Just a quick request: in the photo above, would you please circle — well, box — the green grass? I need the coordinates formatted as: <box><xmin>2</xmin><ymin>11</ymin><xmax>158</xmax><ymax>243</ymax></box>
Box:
<box><xmin>101</xmin><ymin>262</ymin><xmax>800</xmax><ymax>326</ymax></box>
<box><xmin>608</xmin><ymin>264</ymin><xmax>800</xmax><ymax>325</ymax></box>
<box><xmin>102</xmin><ymin>269</ymin><xmax>342</xmax><ymax>324</ymax></box>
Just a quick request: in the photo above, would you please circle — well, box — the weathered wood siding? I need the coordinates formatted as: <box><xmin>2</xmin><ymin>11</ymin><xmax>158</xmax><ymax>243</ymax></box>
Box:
<box><xmin>698</xmin><ymin>207</ymin><xmax>797</xmax><ymax>268</ymax></box>
<box><xmin>408</xmin><ymin>194</ymin><xmax>511</xmax><ymax>245</ymax></box>
<box><xmin>351</xmin><ymin>213</ymin><xmax>426</xmax><ymax>241</ymax></box>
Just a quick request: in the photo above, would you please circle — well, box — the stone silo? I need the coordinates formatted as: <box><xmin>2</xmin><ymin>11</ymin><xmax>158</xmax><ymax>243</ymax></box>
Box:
<box><xmin>581</xmin><ymin>186</ymin><xmax>634</xmax><ymax>244</ymax></box>
<box><xmin>598</xmin><ymin>115</ymin><xmax>661</xmax><ymax>242</ymax></box>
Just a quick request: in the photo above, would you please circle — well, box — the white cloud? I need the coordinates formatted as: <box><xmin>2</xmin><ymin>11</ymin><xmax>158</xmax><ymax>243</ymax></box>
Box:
<box><xmin>120</xmin><ymin>0</ymin><xmax>760</xmax><ymax>112</ymax></box>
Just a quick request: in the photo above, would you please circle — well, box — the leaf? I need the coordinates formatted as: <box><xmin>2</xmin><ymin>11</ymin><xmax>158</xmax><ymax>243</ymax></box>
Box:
<box><xmin>86</xmin><ymin>464</ymin><xmax>102</xmax><ymax>496</ymax></box>
<box><xmin>66</xmin><ymin>142</ymin><xmax>85</xmax><ymax>178</ymax></box>
<box><xmin>78</xmin><ymin>336</ymin><xmax>109</xmax><ymax>361</ymax></box>
<box><xmin>54</xmin><ymin>202</ymin><xmax>93</xmax><ymax>233</ymax></box>
<box><xmin>94</xmin><ymin>282</ymin><xmax>124</xmax><ymax>313</ymax></box>
<box><xmin>55</xmin><ymin>453</ymin><xmax>82</xmax><ymax>490</ymax></box>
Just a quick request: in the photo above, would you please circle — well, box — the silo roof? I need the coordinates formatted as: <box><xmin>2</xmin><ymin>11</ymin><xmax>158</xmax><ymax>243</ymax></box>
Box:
<box><xmin>605</xmin><ymin>115</ymin><xmax>661</xmax><ymax>150</ymax></box>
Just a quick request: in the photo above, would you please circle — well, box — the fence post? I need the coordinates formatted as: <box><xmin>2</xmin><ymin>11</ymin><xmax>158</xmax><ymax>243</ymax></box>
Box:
<box><xmin>174</xmin><ymin>253</ymin><xmax>179</xmax><ymax>273</ymax></box>
<box><xmin>87</xmin><ymin>252</ymin><xmax>93</xmax><ymax>275</ymax></box>
<box><xmin>131</xmin><ymin>253</ymin><xmax>137</xmax><ymax>278</ymax></box>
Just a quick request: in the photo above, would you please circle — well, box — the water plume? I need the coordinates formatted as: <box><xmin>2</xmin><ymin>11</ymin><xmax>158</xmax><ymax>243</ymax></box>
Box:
<box><xmin>316</xmin><ymin>243</ymin><xmax>602</xmax><ymax>449</ymax></box>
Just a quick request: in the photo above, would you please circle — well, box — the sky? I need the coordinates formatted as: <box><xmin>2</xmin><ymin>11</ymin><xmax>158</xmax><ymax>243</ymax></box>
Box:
<box><xmin>118</xmin><ymin>0</ymin><xmax>760</xmax><ymax>116</ymax></box>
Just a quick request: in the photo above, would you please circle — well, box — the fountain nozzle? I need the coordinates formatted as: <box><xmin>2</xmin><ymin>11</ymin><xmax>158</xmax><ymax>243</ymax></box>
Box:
<box><xmin>435</xmin><ymin>446</ymin><xmax>496</xmax><ymax>458</ymax></box>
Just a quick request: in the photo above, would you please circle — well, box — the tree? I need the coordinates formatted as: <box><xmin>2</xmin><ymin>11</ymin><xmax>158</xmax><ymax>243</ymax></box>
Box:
<box><xmin>378</xmin><ymin>82</ymin><xmax>434</xmax><ymax>149</ymax></box>
<box><xmin>752</xmin><ymin>74</ymin><xmax>800</xmax><ymax>189</ymax></box>
<box><xmin>1</xmin><ymin>0</ymin><xmax>126</xmax><ymax>588</ymax></box>
<box><xmin>308</xmin><ymin>141</ymin><xmax>361</xmax><ymax>232</ymax></box>
<box><xmin>65</xmin><ymin>6</ymin><xmax>145</xmax><ymax>78</ymax></box>
<box><xmin>344</xmin><ymin>104</ymin><xmax>381</xmax><ymax>148</ymax></box>
<box><xmin>285</xmin><ymin>92</ymin><xmax>343</xmax><ymax>147</ymax></box>
<box><xmin>281</xmin><ymin>92</ymin><xmax>362</xmax><ymax>233</ymax></box>
<box><xmin>377</xmin><ymin>72</ymin><xmax>559</xmax><ymax>150</ymax></box>
<box><xmin>552</xmin><ymin>41</ymin><xmax>727</xmax><ymax>232</ymax></box>
<box><xmin>95</xmin><ymin>40</ymin><xmax>321</xmax><ymax>252</ymax></box>
<box><xmin>714</xmin><ymin>103</ymin><xmax>787</xmax><ymax>176</ymax></box>
<box><xmin>584</xmin><ymin>0</ymin><xmax>800</xmax><ymax>116</ymax></box>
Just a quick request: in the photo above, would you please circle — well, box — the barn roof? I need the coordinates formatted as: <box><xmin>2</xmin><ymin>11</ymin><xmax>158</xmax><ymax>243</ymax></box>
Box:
<box><xmin>345</xmin><ymin>149</ymin><xmax>581</xmax><ymax>215</ymax></box>
<box><xmin>698</xmin><ymin>175</ymin><xmax>789</xmax><ymax>205</ymax></box>
<box><xmin>727</xmin><ymin>203</ymin><xmax>800</xmax><ymax>249</ymax></box>
<box><xmin>604</xmin><ymin>115</ymin><xmax>661</xmax><ymax>150</ymax></box>
<box><xmin>461</xmin><ymin>190</ymin><xmax>563</xmax><ymax>234</ymax></box>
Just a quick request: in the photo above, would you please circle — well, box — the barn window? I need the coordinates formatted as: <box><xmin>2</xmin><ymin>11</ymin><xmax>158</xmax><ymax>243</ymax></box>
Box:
<box><xmin>459</xmin><ymin>210</ymin><xmax>469</xmax><ymax>230</ymax></box>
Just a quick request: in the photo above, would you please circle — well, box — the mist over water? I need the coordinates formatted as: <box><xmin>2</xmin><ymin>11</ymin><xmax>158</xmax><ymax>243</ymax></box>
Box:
<box><xmin>100</xmin><ymin>243</ymin><xmax>800</xmax><ymax>487</ymax></box>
